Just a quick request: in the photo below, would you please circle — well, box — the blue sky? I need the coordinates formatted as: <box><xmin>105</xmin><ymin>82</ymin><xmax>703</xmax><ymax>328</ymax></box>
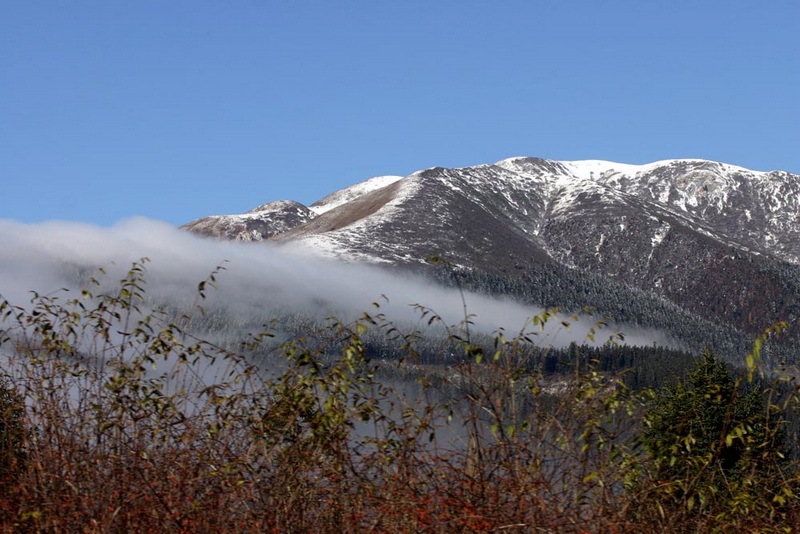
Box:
<box><xmin>2</xmin><ymin>1</ymin><xmax>798</xmax><ymax>226</ymax></box>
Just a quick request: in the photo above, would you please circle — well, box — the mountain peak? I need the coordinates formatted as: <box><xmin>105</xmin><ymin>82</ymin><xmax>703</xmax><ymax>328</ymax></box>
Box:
<box><xmin>181</xmin><ymin>155</ymin><xmax>800</xmax><ymax>348</ymax></box>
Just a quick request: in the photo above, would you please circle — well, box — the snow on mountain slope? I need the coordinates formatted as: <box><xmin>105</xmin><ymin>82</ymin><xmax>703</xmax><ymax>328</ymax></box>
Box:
<box><xmin>496</xmin><ymin>157</ymin><xmax>800</xmax><ymax>264</ymax></box>
<box><xmin>279</xmin><ymin>176</ymin><xmax>423</xmax><ymax>263</ymax></box>
<box><xmin>309</xmin><ymin>175</ymin><xmax>404</xmax><ymax>215</ymax></box>
<box><xmin>180</xmin><ymin>200</ymin><xmax>314</xmax><ymax>241</ymax></box>
<box><xmin>179</xmin><ymin>173</ymin><xmax>406</xmax><ymax>245</ymax></box>
<box><xmin>182</xmin><ymin>157</ymin><xmax>800</xmax><ymax>268</ymax></box>
<box><xmin>181</xmin><ymin>157</ymin><xmax>800</xmax><ymax>345</ymax></box>
<box><xmin>276</xmin><ymin>164</ymin><xmax>555</xmax><ymax>270</ymax></box>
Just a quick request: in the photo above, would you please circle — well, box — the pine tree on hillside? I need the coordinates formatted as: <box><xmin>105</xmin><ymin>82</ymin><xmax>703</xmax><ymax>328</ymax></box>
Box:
<box><xmin>640</xmin><ymin>348</ymin><xmax>789</xmax><ymax>513</ymax></box>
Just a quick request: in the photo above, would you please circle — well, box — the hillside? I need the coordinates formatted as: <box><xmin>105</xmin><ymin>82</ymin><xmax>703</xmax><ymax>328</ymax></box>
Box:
<box><xmin>182</xmin><ymin>157</ymin><xmax>800</xmax><ymax>354</ymax></box>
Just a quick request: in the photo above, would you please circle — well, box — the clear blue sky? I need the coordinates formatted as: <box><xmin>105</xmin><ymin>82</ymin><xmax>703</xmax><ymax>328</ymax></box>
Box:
<box><xmin>2</xmin><ymin>1</ymin><xmax>798</xmax><ymax>226</ymax></box>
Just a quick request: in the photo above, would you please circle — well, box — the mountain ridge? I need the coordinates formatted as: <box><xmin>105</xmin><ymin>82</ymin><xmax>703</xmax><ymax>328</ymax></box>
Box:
<box><xmin>181</xmin><ymin>157</ymin><xmax>800</xmax><ymax>351</ymax></box>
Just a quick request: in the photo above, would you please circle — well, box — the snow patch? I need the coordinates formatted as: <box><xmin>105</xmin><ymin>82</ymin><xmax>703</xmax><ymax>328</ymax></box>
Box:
<box><xmin>651</xmin><ymin>222</ymin><xmax>670</xmax><ymax>248</ymax></box>
<box><xmin>595</xmin><ymin>234</ymin><xmax>606</xmax><ymax>253</ymax></box>
<box><xmin>310</xmin><ymin>175</ymin><xmax>404</xmax><ymax>215</ymax></box>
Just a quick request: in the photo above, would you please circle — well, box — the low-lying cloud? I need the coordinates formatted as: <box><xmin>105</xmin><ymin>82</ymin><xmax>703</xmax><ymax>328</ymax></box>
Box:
<box><xmin>0</xmin><ymin>217</ymin><xmax>671</xmax><ymax>348</ymax></box>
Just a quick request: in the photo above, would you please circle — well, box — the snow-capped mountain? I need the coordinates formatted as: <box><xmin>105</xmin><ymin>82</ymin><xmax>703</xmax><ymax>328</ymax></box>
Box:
<box><xmin>497</xmin><ymin>157</ymin><xmax>800</xmax><ymax>264</ymax></box>
<box><xmin>182</xmin><ymin>200</ymin><xmax>314</xmax><ymax>241</ymax></box>
<box><xmin>182</xmin><ymin>157</ymin><xmax>800</xmax><ymax>347</ymax></box>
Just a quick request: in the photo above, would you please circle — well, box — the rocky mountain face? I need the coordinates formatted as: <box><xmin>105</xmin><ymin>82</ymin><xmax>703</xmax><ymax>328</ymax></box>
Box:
<box><xmin>181</xmin><ymin>157</ymin><xmax>800</xmax><ymax>350</ymax></box>
<box><xmin>181</xmin><ymin>200</ymin><xmax>315</xmax><ymax>241</ymax></box>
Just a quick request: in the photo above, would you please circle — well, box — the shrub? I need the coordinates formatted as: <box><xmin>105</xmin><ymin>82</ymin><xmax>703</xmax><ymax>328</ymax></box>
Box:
<box><xmin>0</xmin><ymin>377</ymin><xmax>24</xmax><ymax>487</ymax></box>
<box><xmin>635</xmin><ymin>348</ymin><xmax>798</xmax><ymax>529</ymax></box>
<box><xmin>0</xmin><ymin>260</ymin><xmax>796</xmax><ymax>532</ymax></box>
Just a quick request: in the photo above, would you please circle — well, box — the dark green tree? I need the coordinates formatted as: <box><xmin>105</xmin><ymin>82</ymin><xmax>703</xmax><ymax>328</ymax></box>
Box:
<box><xmin>640</xmin><ymin>348</ymin><xmax>789</xmax><ymax>516</ymax></box>
<box><xmin>645</xmin><ymin>349</ymin><xmax>763</xmax><ymax>472</ymax></box>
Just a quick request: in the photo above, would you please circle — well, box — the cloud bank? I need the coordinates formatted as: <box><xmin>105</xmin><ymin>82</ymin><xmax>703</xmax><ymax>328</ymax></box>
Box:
<box><xmin>0</xmin><ymin>217</ymin><xmax>670</xmax><ymax>348</ymax></box>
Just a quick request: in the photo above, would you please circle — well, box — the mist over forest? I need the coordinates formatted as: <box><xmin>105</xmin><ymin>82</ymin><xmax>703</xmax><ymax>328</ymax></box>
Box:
<box><xmin>0</xmin><ymin>217</ymin><xmax>672</xmax><ymax>350</ymax></box>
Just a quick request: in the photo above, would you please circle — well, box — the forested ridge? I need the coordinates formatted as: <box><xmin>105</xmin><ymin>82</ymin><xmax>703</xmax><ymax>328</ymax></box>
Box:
<box><xmin>422</xmin><ymin>260</ymin><xmax>798</xmax><ymax>366</ymax></box>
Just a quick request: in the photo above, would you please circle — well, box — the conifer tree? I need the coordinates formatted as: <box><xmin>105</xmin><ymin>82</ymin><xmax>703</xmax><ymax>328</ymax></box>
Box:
<box><xmin>640</xmin><ymin>348</ymin><xmax>789</xmax><ymax>514</ymax></box>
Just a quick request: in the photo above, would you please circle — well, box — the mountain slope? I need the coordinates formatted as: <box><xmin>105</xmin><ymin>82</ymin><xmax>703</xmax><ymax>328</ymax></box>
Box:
<box><xmin>182</xmin><ymin>200</ymin><xmax>314</xmax><ymax>241</ymax></box>
<box><xmin>181</xmin><ymin>157</ymin><xmax>800</xmax><ymax>349</ymax></box>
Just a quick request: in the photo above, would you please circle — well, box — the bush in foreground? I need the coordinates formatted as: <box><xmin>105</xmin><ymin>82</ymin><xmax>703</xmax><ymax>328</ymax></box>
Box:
<box><xmin>0</xmin><ymin>261</ymin><xmax>797</xmax><ymax>532</ymax></box>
